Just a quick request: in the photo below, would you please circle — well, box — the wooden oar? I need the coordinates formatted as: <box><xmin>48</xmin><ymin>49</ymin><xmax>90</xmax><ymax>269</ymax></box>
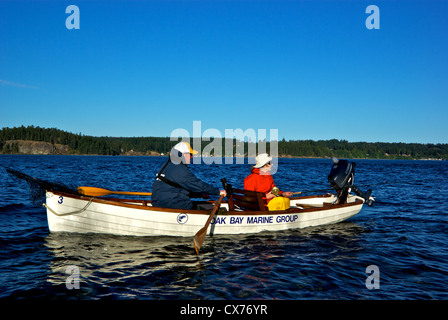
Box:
<box><xmin>77</xmin><ymin>186</ymin><xmax>152</xmax><ymax>197</ymax></box>
<box><xmin>193</xmin><ymin>194</ymin><xmax>225</xmax><ymax>255</ymax></box>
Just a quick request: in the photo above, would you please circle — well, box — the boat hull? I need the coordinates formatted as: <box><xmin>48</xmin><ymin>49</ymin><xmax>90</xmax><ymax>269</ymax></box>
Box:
<box><xmin>44</xmin><ymin>192</ymin><xmax>365</xmax><ymax>237</ymax></box>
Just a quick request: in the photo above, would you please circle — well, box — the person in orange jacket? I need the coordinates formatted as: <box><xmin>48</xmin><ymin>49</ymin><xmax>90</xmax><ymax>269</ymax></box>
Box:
<box><xmin>244</xmin><ymin>153</ymin><xmax>293</xmax><ymax>203</ymax></box>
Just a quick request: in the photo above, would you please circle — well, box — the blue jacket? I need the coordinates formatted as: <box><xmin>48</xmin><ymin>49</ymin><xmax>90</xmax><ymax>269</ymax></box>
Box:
<box><xmin>151</xmin><ymin>155</ymin><xmax>220</xmax><ymax>210</ymax></box>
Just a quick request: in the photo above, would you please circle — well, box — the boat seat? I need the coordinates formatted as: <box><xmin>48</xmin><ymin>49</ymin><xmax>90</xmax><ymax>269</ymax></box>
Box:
<box><xmin>227</xmin><ymin>188</ymin><xmax>268</xmax><ymax>212</ymax></box>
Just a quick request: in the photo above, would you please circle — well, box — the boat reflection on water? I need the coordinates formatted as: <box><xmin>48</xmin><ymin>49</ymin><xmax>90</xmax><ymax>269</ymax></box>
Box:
<box><xmin>44</xmin><ymin>233</ymin><xmax>202</xmax><ymax>298</ymax></box>
<box><xmin>43</xmin><ymin>221</ymin><xmax>365</xmax><ymax>299</ymax></box>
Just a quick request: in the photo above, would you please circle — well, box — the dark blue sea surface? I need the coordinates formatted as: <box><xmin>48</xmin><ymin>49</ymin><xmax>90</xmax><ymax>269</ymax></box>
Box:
<box><xmin>0</xmin><ymin>155</ymin><xmax>447</xmax><ymax>300</ymax></box>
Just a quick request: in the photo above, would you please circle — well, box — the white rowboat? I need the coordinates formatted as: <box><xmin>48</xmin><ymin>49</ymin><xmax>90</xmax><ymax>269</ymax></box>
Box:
<box><xmin>44</xmin><ymin>191</ymin><xmax>366</xmax><ymax>237</ymax></box>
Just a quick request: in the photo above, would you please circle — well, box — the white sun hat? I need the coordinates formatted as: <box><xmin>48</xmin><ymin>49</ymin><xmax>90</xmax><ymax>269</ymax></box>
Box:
<box><xmin>172</xmin><ymin>142</ymin><xmax>198</xmax><ymax>154</ymax></box>
<box><xmin>254</xmin><ymin>153</ymin><xmax>272</xmax><ymax>168</ymax></box>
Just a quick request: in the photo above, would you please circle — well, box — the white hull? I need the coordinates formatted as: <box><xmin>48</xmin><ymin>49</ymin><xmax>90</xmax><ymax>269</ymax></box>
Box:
<box><xmin>44</xmin><ymin>192</ymin><xmax>365</xmax><ymax>237</ymax></box>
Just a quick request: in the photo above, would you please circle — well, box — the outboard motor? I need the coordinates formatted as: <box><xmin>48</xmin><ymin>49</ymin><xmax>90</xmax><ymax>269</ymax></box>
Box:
<box><xmin>328</xmin><ymin>158</ymin><xmax>374</xmax><ymax>206</ymax></box>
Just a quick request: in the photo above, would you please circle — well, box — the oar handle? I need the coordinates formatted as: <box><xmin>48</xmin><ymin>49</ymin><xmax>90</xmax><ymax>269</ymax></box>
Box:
<box><xmin>113</xmin><ymin>191</ymin><xmax>153</xmax><ymax>196</ymax></box>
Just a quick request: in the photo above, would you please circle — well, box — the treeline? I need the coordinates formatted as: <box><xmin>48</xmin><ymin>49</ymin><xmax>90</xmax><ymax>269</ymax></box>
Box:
<box><xmin>0</xmin><ymin>126</ymin><xmax>175</xmax><ymax>156</ymax></box>
<box><xmin>1</xmin><ymin>126</ymin><xmax>447</xmax><ymax>160</ymax></box>
<box><xmin>277</xmin><ymin>139</ymin><xmax>447</xmax><ymax>160</ymax></box>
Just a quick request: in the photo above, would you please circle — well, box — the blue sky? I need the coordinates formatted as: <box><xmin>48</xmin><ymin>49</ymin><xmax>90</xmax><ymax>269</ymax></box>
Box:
<box><xmin>1</xmin><ymin>0</ymin><xmax>447</xmax><ymax>143</ymax></box>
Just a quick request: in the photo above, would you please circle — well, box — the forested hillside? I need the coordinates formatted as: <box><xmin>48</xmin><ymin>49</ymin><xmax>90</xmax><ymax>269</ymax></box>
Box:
<box><xmin>0</xmin><ymin>126</ymin><xmax>173</xmax><ymax>156</ymax></box>
<box><xmin>1</xmin><ymin>126</ymin><xmax>447</xmax><ymax>160</ymax></box>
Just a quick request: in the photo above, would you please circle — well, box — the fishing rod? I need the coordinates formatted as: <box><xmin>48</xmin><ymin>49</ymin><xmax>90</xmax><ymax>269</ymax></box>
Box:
<box><xmin>271</xmin><ymin>186</ymin><xmax>333</xmax><ymax>196</ymax></box>
<box><xmin>272</xmin><ymin>184</ymin><xmax>375</xmax><ymax>206</ymax></box>
<box><xmin>271</xmin><ymin>183</ymin><xmax>379</xmax><ymax>196</ymax></box>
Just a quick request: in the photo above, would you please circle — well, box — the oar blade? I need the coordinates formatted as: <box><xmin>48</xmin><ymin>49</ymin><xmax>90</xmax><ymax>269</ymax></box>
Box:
<box><xmin>192</xmin><ymin>194</ymin><xmax>225</xmax><ymax>255</ymax></box>
<box><xmin>78</xmin><ymin>186</ymin><xmax>152</xmax><ymax>197</ymax></box>
<box><xmin>193</xmin><ymin>227</ymin><xmax>207</xmax><ymax>255</ymax></box>
<box><xmin>77</xmin><ymin>186</ymin><xmax>111</xmax><ymax>197</ymax></box>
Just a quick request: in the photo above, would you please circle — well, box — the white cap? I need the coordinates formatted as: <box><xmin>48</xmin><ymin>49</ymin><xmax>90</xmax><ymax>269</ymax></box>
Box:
<box><xmin>172</xmin><ymin>142</ymin><xmax>198</xmax><ymax>154</ymax></box>
<box><xmin>254</xmin><ymin>153</ymin><xmax>272</xmax><ymax>168</ymax></box>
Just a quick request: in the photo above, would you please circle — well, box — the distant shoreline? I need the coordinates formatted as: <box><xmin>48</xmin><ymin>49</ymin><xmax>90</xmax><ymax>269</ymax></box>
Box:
<box><xmin>0</xmin><ymin>151</ymin><xmax>445</xmax><ymax>161</ymax></box>
<box><xmin>2</xmin><ymin>126</ymin><xmax>447</xmax><ymax>160</ymax></box>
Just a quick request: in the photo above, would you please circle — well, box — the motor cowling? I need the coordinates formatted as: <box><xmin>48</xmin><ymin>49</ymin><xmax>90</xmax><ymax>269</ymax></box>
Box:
<box><xmin>328</xmin><ymin>158</ymin><xmax>374</xmax><ymax>206</ymax></box>
<box><xmin>328</xmin><ymin>159</ymin><xmax>355</xmax><ymax>192</ymax></box>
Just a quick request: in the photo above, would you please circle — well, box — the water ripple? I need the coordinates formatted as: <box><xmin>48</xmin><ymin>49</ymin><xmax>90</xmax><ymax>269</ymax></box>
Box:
<box><xmin>1</xmin><ymin>156</ymin><xmax>447</xmax><ymax>299</ymax></box>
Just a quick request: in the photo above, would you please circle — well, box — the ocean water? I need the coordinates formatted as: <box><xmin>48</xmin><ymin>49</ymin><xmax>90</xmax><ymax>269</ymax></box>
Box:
<box><xmin>0</xmin><ymin>155</ymin><xmax>447</xmax><ymax>300</ymax></box>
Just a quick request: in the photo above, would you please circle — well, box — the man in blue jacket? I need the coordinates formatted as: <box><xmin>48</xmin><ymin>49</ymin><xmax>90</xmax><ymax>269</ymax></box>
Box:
<box><xmin>151</xmin><ymin>142</ymin><xmax>226</xmax><ymax>210</ymax></box>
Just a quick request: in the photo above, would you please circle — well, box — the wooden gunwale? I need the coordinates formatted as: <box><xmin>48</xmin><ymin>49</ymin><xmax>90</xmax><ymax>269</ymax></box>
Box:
<box><xmin>50</xmin><ymin>191</ymin><xmax>363</xmax><ymax>216</ymax></box>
